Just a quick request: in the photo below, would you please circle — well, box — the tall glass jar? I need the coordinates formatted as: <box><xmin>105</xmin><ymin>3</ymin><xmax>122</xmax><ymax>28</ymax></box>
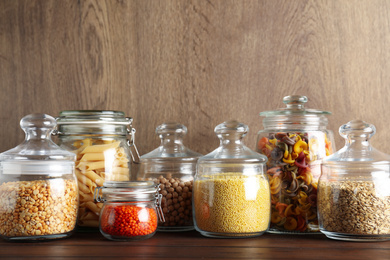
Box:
<box><xmin>256</xmin><ymin>95</ymin><xmax>335</xmax><ymax>234</ymax></box>
<box><xmin>319</xmin><ymin>120</ymin><xmax>390</xmax><ymax>241</ymax></box>
<box><xmin>94</xmin><ymin>181</ymin><xmax>164</xmax><ymax>241</ymax></box>
<box><xmin>138</xmin><ymin>122</ymin><xmax>201</xmax><ymax>231</ymax></box>
<box><xmin>0</xmin><ymin>114</ymin><xmax>78</xmax><ymax>241</ymax></box>
<box><xmin>194</xmin><ymin>120</ymin><xmax>270</xmax><ymax>238</ymax></box>
<box><xmin>55</xmin><ymin>110</ymin><xmax>139</xmax><ymax>229</ymax></box>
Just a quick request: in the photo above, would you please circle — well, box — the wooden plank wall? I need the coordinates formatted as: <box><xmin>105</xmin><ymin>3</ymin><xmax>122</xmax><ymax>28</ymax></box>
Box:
<box><xmin>1</xmin><ymin>0</ymin><xmax>390</xmax><ymax>162</ymax></box>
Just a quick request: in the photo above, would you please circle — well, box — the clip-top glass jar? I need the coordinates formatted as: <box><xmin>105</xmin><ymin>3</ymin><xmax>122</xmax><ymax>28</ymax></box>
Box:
<box><xmin>0</xmin><ymin>114</ymin><xmax>78</xmax><ymax>241</ymax></box>
<box><xmin>138</xmin><ymin>122</ymin><xmax>201</xmax><ymax>231</ymax></box>
<box><xmin>194</xmin><ymin>120</ymin><xmax>270</xmax><ymax>238</ymax></box>
<box><xmin>256</xmin><ymin>95</ymin><xmax>335</xmax><ymax>234</ymax></box>
<box><xmin>319</xmin><ymin>120</ymin><xmax>390</xmax><ymax>241</ymax></box>
<box><xmin>94</xmin><ymin>181</ymin><xmax>164</xmax><ymax>241</ymax></box>
<box><xmin>55</xmin><ymin>110</ymin><xmax>139</xmax><ymax>229</ymax></box>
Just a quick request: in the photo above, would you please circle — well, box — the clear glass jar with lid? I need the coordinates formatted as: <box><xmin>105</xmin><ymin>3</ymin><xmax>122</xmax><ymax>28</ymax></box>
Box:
<box><xmin>94</xmin><ymin>181</ymin><xmax>164</xmax><ymax>241</ymax></box>
<box><xmin>193</xmin><ymin>120</ymin><xmax>270</xmax><ymax>238</ymax></box>
<box><xmin>256</xmin><ymin>95</ymin><xmax>335</xmax><ymax>234</ymax></box>
<box><xmin>0</xmin><ymin>114</ymin><xmax>78</xmax><ymax>241</ymax></box>
<box><xmin>55</xmin><ymin>110</ymin><xmax>139</xmax><ymax>229</ymax></box>
<box><xmin>138</xmin><ymin>122</ymin><xmax>201</xmax><ymax>231</ymax></box>
<box><xmin>318</xmin><ymin>120</ymin><xmax>390</xmax><ymax>241</ymax></box>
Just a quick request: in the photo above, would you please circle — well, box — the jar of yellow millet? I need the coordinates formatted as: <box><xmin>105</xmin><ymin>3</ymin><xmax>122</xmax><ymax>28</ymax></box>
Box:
<box><xmin>193</xmin><ymin>120</ymin><xmax>270</xmax><ymax>238</ymax></box>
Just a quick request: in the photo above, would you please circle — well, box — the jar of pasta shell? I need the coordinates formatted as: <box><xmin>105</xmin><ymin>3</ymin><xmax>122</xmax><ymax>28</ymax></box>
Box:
<box><xmin>256</xmin><ymin>95</ymin><xmax>336</xmax><ymax>234</ymax></box>
<box><xmin>0</xmin><ymin>114</ymin><xmax>78</xmax><ymax>241</ymax></box>
<box><xmin>138</xmin><ymin>122</ymin><xmax>202</xmax><ymax>232</ymax></box>
<box><xmin>193</xmin><ymin>120</ymin><xmax>270</xmax><ymax>238</ymax></box>
<box><xmin>55</xmin><ymin>110</ymin><xmax>139</xmax><ymax>229</ymax></box>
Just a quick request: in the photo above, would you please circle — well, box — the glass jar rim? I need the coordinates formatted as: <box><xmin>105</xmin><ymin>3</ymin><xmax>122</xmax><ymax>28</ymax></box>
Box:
<box><xmin>57</xmin><ymin>110</ymin><xmax>132</xmax><ymax>125</ymax></box>
<box><xmin>94</xmin><ymin>181</ymin><xmax>159</xmax><ymax>202</ymax></box>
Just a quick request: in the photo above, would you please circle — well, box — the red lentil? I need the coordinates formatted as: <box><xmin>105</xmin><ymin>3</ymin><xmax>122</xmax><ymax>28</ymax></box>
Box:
<box><xmin>101</xmin><ymin>204</ymin><xmax>157</xmax><ymax>238</ymax></box>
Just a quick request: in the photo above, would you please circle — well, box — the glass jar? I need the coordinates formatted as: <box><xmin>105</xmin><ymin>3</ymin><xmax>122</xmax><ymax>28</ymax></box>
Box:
<box><xmin>55</xmin><ymin>110</ymin><xmax>139</xmax><ymax>229</ymax></box>
<box><xmin>319</xmin><ymin>120</ymin><xmax>390</xmax><ymax>242</ymax></box>
<box><xmin>138</xmin><ymin>122</ymin><xmax>201</xmax><ymax>231</ymax></box>
<box><xmin>94</xmin><ymin>181</ymin><xmax>164</xmax><ymax>241</ymax></box>
<box><xmin>0</xmin><ymin>114</ymin><xmax>78</xmax><ymax>241</ymax></box>
<box><xmin>256</xmin><ymin>95</ymin><xmax>335</xmax><ymax>234</ymax></box>
<box><xmin>194</xmin><ymin>120</ymin><xmax>270</xmax><ymax>238</ymax></box>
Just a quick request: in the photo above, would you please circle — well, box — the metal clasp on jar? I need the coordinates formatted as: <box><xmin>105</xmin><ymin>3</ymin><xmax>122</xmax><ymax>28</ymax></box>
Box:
<box><xmin>93</xmin><ymin>186</ymin><xmax>104</xmax><ymax>203</ymax></box>
<box><xmin>155</xmin><ymin>185</ymin><xmax>165</xmax><ymax>223</ymax></box>
<box><xmin>126</xmin><ymin>117</ymin><xmax>140</xmax><ymax>164</ymax></box>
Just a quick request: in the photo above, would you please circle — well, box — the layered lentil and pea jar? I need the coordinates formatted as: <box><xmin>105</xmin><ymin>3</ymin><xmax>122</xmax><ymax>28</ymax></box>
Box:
<box><xmin>194</xmin><ymin>120</ymin><xmax>270</xmax><ymax>238</ymax></box>
<box><xmin>256</xmin><ymin>96</ymin><xmax>335</xmax><ymax>234</ymax></box>
<box><xmin>0</xmin><ymin>114</ymin><xmax>78</xmax><ymax>241</ymax></box>
<box><xmin>138</xmin><ymin>122</ymin><xmax>201</xmax><ymax>231</ymax></box>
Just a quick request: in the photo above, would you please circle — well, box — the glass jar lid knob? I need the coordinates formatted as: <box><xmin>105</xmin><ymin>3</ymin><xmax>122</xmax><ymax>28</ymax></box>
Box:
<box><xmin>21</xmin><ymin>113</ymin><xmax>57</xmax><ymax>140</ymax></box>
<box><xmin>283</xmin><ymin>95</ymin><xmax>308</xmax><ymax>110</ymax></box>
<box><xmin>339</xmin><ymin>119</ymin><xmax>375</xmax><ymax>141</ymax></box>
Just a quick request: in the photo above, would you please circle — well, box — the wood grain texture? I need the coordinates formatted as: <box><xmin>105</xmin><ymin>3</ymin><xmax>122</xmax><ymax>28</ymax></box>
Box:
<box><xmin>1</xmin><ymin>0</ymin><xmax>390</xmax><ymax>162</ymax></box>
<box><xmin>0</xmin><ymin>231</ymin><xmax>389</xmax><ymax>259</ymax></box>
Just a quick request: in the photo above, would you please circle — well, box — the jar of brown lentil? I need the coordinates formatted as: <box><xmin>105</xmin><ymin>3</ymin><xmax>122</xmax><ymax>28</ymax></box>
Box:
<box><xmin>194</xmin><ymin>120</ymin><xmax>270</xmax><ymax>238</ymax></box>
<box><xmin>319</xmin><ymin>120</ymin><xmax>390</xmax><ymax>242</ymax></box>
<box><xmin>137</xmin><ymin>122</ymin><xmax>201</xmax><ymax>231</ymax></box>
<box><xmin>0</xmin><ymin>114</ymin><xmax>78</xmax><ymax>241</ymax></box>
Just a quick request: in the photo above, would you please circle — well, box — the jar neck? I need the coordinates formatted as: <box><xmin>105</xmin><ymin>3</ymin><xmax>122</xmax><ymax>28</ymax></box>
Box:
<box><xmin>345</xmin><ymin>136</ymin><xmax>371</xmax><ymax>151</ymax></box>
<box><xmin>262</xmin><ymin>115</ymin><xmax>328</xmax><ymax>131</ymax></box>
<box><xmin>160</xmin><ymin>134</ymin><xmax>185</xmax><ymax>153</ymax></box>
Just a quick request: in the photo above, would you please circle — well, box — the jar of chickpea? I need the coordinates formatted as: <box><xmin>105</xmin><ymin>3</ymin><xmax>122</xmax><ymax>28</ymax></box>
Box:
<box><xmin>138</xmin><ymin>122</ymin><xmax>202</xmax><ymax>232</ymax></box>
<box><xmin>0</xmin><ymin>114</ymin><xmax>78</xmax><ymax>241</ymax></box>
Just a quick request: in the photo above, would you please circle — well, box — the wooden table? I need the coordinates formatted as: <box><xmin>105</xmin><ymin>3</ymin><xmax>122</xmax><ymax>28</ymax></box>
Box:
<box><xmin>1</xmin><ymin>231</ymin><xmax>389</xmax><ymax>259</ymax></box>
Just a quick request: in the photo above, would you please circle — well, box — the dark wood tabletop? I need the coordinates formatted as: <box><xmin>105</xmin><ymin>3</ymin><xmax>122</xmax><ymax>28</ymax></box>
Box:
<box><xmin>1</xmin><ymin>230</ymin><xmax>389</xmax><ymax>259</ymax></box>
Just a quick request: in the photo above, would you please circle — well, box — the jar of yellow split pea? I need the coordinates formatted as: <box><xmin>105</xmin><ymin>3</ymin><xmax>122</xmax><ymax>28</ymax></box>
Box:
<box><xmin>193</xmin><ymin>120</ymin><xmax>270</xmax><ymax>238</ymax></box>
<box><xmin>55</xmin><ymin>110</ymin><xmax>139</xmax><ymax>229</ymax></box>
<box><xmin>0</xmin><ymin>114</ymin><xmax>78</xmax><ymax>241</ymax></box>
<box><xmin>256</xmin><ymin>95</ymin><xmax>336</xmax><ymax>234</ymax></box>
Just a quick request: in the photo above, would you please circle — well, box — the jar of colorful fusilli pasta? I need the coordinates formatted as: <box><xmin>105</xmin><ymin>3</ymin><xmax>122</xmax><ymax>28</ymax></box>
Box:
<box><xmin>55</xmin><ymin>110</ymin><xmax>139</xmax><ymax>229</ymax></box>
<box><xmin>256</xmin><ymin>95</ymin><xmax>335</xmax><ymax>234</ymax></box>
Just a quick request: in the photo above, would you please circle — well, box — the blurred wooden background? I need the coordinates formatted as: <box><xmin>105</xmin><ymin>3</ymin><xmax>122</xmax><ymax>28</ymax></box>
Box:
<box><xmin>1</xmin><ymin>0</ymin><xmax>390</xmax><ymax>160</ymax></box>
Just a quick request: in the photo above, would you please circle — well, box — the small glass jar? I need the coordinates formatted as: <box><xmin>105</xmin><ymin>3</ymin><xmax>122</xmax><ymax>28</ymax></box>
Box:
<box><xmin>94</xmin><ymin>181</ymin><xmax>164</xmax><ymax>241</ymax></box>
<box><xmin>138</xmin><ymin>122</ymin><xmax>201</xmax><ymax>231</ymax></box>
<box><xmin>194</xmin><ymin>120</ymin><xmax>270</xmax><ymax>238</ymax></box>
<box><xmin>319</xmin><ymin>120</ymin><xmax>390</xmax><ymax>242</ymax></box>
<box><xmin>0</xmin><ymin>114</ymin><xmax>78</xmax><ymax>241</ymax></box>
<box><xmin>256</xmin><ymin>95</ymin><xmax>335</xmax><ymax>234</ymax></box>
<box><xmin>55</xmin><ymin>110</ymin><xmax>139</xmax><ymax>229</ymax></box>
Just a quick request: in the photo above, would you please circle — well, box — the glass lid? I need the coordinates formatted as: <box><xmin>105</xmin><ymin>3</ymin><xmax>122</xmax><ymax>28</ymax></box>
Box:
<box><xmin>0</xmin><ymin>114</ymin><xmax>76</xmax><ymax>175</ymax></box>
<box><xmin>198</xmin><ymin>120</ymin><xmax>267</xmax><ymax>164</ymax></box>
<box><xmin>260</xmin><ymin>95</ymin><xmax>331</xmax><ymax>117</ymax></box>
<box><xmin>323</xmin><ymin>120</ymin><xmax>390</xmax><ymax>166</ymax></box>
<box><xmin>140</xmin><ymin>122</ymin><xmax>202</xmax><ymax>162</ymax></box>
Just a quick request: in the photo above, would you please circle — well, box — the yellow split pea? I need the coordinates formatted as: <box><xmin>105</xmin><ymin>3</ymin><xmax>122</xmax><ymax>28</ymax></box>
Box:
<box><xmin>194</xmin><ymin>174</ymin><xmax>270</xmax><ymax>235</ymax></box>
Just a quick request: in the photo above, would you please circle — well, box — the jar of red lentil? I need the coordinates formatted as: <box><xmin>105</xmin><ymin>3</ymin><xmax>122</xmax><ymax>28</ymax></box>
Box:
<box><xmin>0</xmin><ymin>114</ymin><xmax>78</xmax><ymax>241</ymax></box>
<box><xmin>256</xmin><ymin>95</ymin><xmax>336</xmax><ymax>234</ymax></box>
<box><xmin>55</xmin><ymin>110</ymin><xmax>139</xmax><ymax>229</ymax></box>
<box><xmin>194</xmin><ymin>120</ymin><xmax>270</xmax><ymax>238</ymax></box>
<box><xmin>138</xmin><ymin>122</ymin><xmax>202</xmax><ymax>232</ymax></box>
<box><xmin>94</xmin><ymin>181</ymin><xmax>164</xmax><ymax>241</ymax></box>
